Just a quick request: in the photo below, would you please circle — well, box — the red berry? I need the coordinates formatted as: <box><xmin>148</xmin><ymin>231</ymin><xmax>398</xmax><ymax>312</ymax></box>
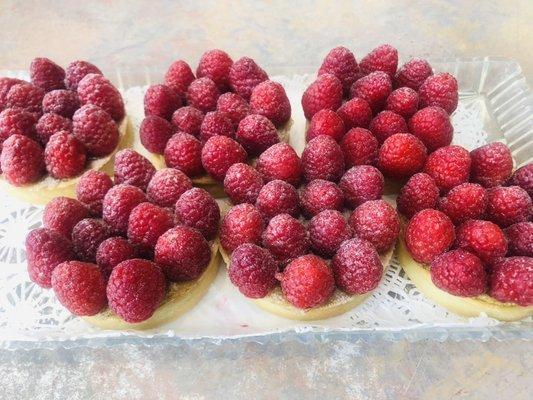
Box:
<box><xmin>102</xmin><ymin>184</ymin><xmax>147</xmax><ymax>234</ymax></box>
<box><xmin>235</xmin><ymin>114</ymin><xmax>279</xmax><ymax>156</ymax></box>
<box><xmin>164</xmin><ymin>60</ymin><xmax>195</xmax><ymax>95</ymax></box>
<box><xmin>144</xmin><ymin>84</ymin><xmax>181</xmax><ymax>120</ymax></box>
<box><xmin>44</xmin><ymin>131</ymin><xmax>87</xmax><ymax>179</ymax></box>
<box><xmin>0</xmin><ymin>77</ymin><xmax>26</xmax><ymax>109</ymax></box>
<box><xmin>186</xmin><ymin>77</ymin><xmax>220</xmax><ymax>113</ymax></box>
<box><xmin>470</xmin><ymin>142</ymin><xmax>513</xmax><ymax>188</ymax></box>
<box><xmin>140</xmin><ymin>115</ymin><xmax>174</xmax><ymax>154</ymax></box>
<box><xmin>437</xmin><ymin>183</ymin><xmax>488</xmax><ymax>225</ymax></box>
<box><xmin>424</xmin><ymin>145</ymin><xmax>471</xmax><ymax>192</ymax></box>
<box><xmin>396</xmin><ymin>173</ymin><xmax>439</xmax><ymax>219</ymax></box>
<box><xmin>340</xmin><ymin>127</ymin><xmax>378</xmax><ymax>167</ymax></box>
<box><xmin>256</xmin><ymin>142</ymin><xmax>301</xmax><ymax>186</ymax></box>
<box><xmin>72</xmin><ymin>218</ymin><xmax>111</xmax><ymax>262</ymax></box>
<box><xmin>223</xmin><ymin>163</ymin><xmax>264</xmax><ymax>205</ymax></box>
<box><xmin>336</xmin><ymin>97</ymin><xmax>372</xmax><ymax>129</ymax></box>
<box><xmin>65</xmin><ymin>61</ymin><xmax>102</xmax><ymax>91</ymax></box>
<box><xmin>505</xmin><ymin>222</ymin><xmax>533</xmax><ymax>257</ymax></box>
<box><xmin>0</xmin><ymin>134</ymin><xmax>44</xmax><ymax>185</ymax></box>
<box><xmin>256</xmin><ymin>179</ymin><xmax>299</xmax><ymax>219</ymax></box>
<box><xmin>309</xmin><ymin>209</ymin><xmax>352</xmax><ymax>257</ymax></box>
<box><xmin>146</xmin><ymin>168</ymin><xmax>192</xmax><ymax>208</ymax></box>
<box><xmin>199</xmin><ymin>111</ymin><xmax>234</xmax><ymax>142</ymax></box>
<box><xmin>409</xmin><ymin>106</ymin><xmax>453</xmax><ymax>152</ymax></box>
<box><xmin>127</xmin><ymin>202</ymin><xmax>174</xmax><ymax>250</ymax></box>
<box><xmin>72</xmin><ymin>104</ymin><xmax>119</xmax><ymax>157</ymax></box>
<box><xmin>164</xmin><ymin>133</ymin><xmax>204</xmax><ymax>177</ymax></box>
<box><xmin>0</xmin><ymin>108</ymin><xmax>37</xmax><ymax>144</ymax></box>
<box><xmin>216</xmin><ymin>92</ymin><xmax>250</xmax><ymax>127</ymax></box>
<box><xmin>486</xmin><ymin>186</ymin><xmax>532</xmax><ymax>227</ymax></box>
<box><xmin>229</xmin><ymin>57</ymin><xmax>268</xmax><ymax>100</ymax></box>
<box><xmin>455</xmin><ymin>219</ymin><xmax>507</xmax><ymax>265</ymax></box>
<box><xmin>302</xmin><ymin>135</ymin><xmax>344</xmax><ymax>182</ymax></box>
<box><xmin>301</xmin><ymin>73</ymin><xmax>343</xmax><ymax>120</ymax></box>
<box><xmin>6</xmin><ymin>83</ymin><xmax>45</xmax><ymax>113</ymax></box>
<box><xmin>175</xmin><ymin>188</ymin><xmax>220</xmax><ymax>240</ymax></box>
<box><xmin>318</xmin><ymin>46</ymin><xmax>359</xmax><ymax>95</ymax></box>
<box><xmin>385</xmin><ymin>87</ymin><xmax>419</xmax><ymax>118</ymax></box>
<box><xmin>42</xmin><ymin>89</ymin><xmax>80</xmax><ymax>118</ymax></box>
<box><xmin>305</xmin><ymin>109</ymin><xmax>345</xmax><ymax>142</ymax></box>
<box><xmin>114</xmin><ymin>149</ymin><xmax>156</xmax><ymax>191</ymax></box>
<box><xmin>36</xmin><ymin>113</ymin><xmax>72</xmax><ymax>144</ymax></box>
<box><xmin>196</xmin><ymin>49</ymin><xmax>233</xmax><ymax>92</ymax></box>
<box><xmin>378</xmin><ymin>133</ymin><xmax>427</xmax><ymax>179</ymax></box>
<box><xmin>419</xmin><ymin>72</ymin><xmax>458</xmax><ymax>114</ymax></box>
<box><xmin>489</xmin><ymin>257</ymin><xmax>532</xmax><ymax>306</ymax></box>
<box><xmin>250</xmin><ymin>80</ymin><xmax>291</xmax><ymax>127</ymax></box>
<box><xmin>395</xmin><ymin>58</ymin><xmax>433</xmax><ymax>90</ymax></box>
<box><xmin>171</xmin><ymin>106</ymin><xmax>204</xmax><ymax>136</ymax></box>
<box><xmin>369</xmin><ymin>110</ymin><xmax>408</xmax><ymax>143</ymax></box>
<box><xmin>359</xmin><ymin>44</ymin><xmax>398</xmax><ymax>77</ymax></box>
<box><xmin>300</xmin><ymin>179</ymin><xmax>344</xmax><ymax>217</ymax></box>
<box><xmin>30</xmin><ymin>57</ymin><xmax>65</xmax><ymax>92</ymax></box>
<box><xmin>96</xmin><ymin>237</ymin><xmax>137</xmax><ymax>278</ymax></box>
<box><xmin>262</xmin><ymin>214</ymin><xmax>308</xmax><ymax>264</ymax></box>
<box><xmin>43</xmin><ymin>197</ymin><xmax>90</xmax><ymax>237</ymax></box>
<box><xmin>350</xmin><ymin>71</ymin><xmax>392</xmax><ymax>112</ymax></box>
<box><xmin>78</xmin><ymin>73</ymin><xmax>124</xmax><ymax>121</ymax></box>
<box><xmin>201</xmin><ymin>135</ymin><xmax>247</xmax><ymax>181</ymax></box>
<box><xmin>220</xmin><ymin>203</ymin><xmax>264</xmax><ymax>254</ymax></box>
<box><xmin>339</xmin><ymin>165</ymin><xmax>384</xmax><ymax>208</ymax></box>
<box><xmin>76</xmin><ymin>170</ymin><xmax>114</xmax><ymax>216</ymax></box>
<box><xmin>509</xmin><ymin>163</ymin><xmax>533</xmax><ymax>197</ymax></box>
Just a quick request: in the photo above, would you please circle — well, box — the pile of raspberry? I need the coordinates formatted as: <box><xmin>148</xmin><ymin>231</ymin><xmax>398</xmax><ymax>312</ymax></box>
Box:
<box><xmin>0</xmin><ymin>58</ymin><xmax>125</xmax><ymax>185</ymax></box>
<box><xmin>140</xmin><ymin>49</ymin><xmax>292</xmax><ymax>183</ymax></box>
<box><xmin>25</xmin><ymin>149</ymin><xmax>220</xmax><ymax>323</ymax></box>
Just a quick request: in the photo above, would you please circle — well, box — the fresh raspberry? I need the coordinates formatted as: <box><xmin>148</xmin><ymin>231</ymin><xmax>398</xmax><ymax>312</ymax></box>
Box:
<box><xmin>44</xmin><ymin>131</ymin><xmax>86</xmax><ymax>179</ymax></box>
<box><xmin>318</xmin><ymin>46</ymin><xmax>359</xmax><ymax>95</ymax></box>
<box><xmin>199</xmin><ymin>111</ymin><xmax>234</xmax><ymax>142</ymax></box>
<box><xmin>424</xmin><ymin>145</ymin><xmax>471</xmax><ymax>192</ymax></box>
<box><xmin>175</xmin><ymin>188</ymin><xmax>220</xmax><ymax>240</ymax></box>
<box><xmin>102</xmin><ymin>184</ymin><xmax>147</xmax><ymax>234</ymax></box>
<box><xmin>339</xmin><ymin>165</ymin><xmax>384</xmax><ymax>208</ymax></box>
<box><xmin>43</xmin><ymin>197</ymin><xmax>90</xmax><ymax>237</ymax></box>
<box><xmin>301</xmin><ymin>73</ymin><xmax>343</xmax><ymax>120</ymax></box>
<box><xmin>114</xmin><ymin>149</ymin><xmax>156</xmax><ymax>191</ymax></box>
<box><xmin>220</xmin><ymin>203</ymin><xmax>264</xmax><ymax>254</ymax></box>
<box><xmin>72</xmin><ymin>104</ymin><xmax>119</xmax><ymax>157</ymax></box>
<box><xmin>409</xmin><ymin>106</ymin><xmax>453</xmax><ymax>152</ymax></box>
<box><xmin>76</xmin><ymin>170</ymin><xmax>114</xmax><ymax>216</ymax></box>
<box><xmin>223</xmin><ymin>163</ymin><xmax>264</xmax><ymax>204</ymax></box>
<box><xmin>489</xmin><ymin>257</ymin><xmax>533</xmax><ymax>306</ymax></box>
<box><xmin>196</xmin><ymin>49</ymin><xmax>233</xmax><ymax>92</ymax></box>
<box><xmin>437</xmin><ymin>183</ymin><xmax>488</xmax><ymax>225</ymax></box>
<box><xmin>332</xmin><ymin>237</ymin><xmax>383</xmax><ymax>294</ymax></box>
<box><xmin>42</xmin><ymin>89</ymin><xmax>80</xmax><ymax>118</ymax></box>
<box><xmin>139</xmin><ymin>115</ymin><xmax>174</xmax><ymax>154</ymax></box>
<box><xmin>336</xmin><ymin>97</ymin><xmax>372</xmax><ymax>129</ymax></box>
<box><xmin>164</xmin><ymin>133</ymin><xmax>204</xmax><ymax>177</ymax></box>
<box><xmin>96</xmin><ymin>237</ymin><xmax>137</xmax><ymax>278</ymax></box>
<box><xmin>509</xmin><ymin>163</ymin><xmax>533</xmax><ymax>198</ymax></box>
<box><xmin>77</xmin><ymin>74</ymin><xmax>125</xmax><ymax>121</ymax></box>
<box><xmin>470</xmin><ymin>142</ymin><xmax>513</xmax><ymax>188</ymax></box>
<box><xmin>378</xmin><ymin>133</ymin><xmax>427</xmax><ymax>179</ymax></box>
<box><xmin>235</xmin><ymin>114</ymin><xmax>279</xmax><ymax>156</ymax></box>
<box><xmin>0</xmin><ymin>108</ymin><xmax>37</xmax><ymax>144</ymax></box>
<box><xmin>301</xmin><ymin>135</ymin><xmax>344</xmax><ymax>182</ymax></box>
<box><xmin>359</xmin><ymin>44</ymin><xmax>398</xmax><ymax>77</ymax></box>
<box><xmin>455</xmin><ymin>219</ymin><xmax>507</xmax><ymax>265</ymax></box>
<box><xmin>146</xmin><ymin>168</ymin><xmax>192</xmax><ymax>208</ymax></box>
<box><xmin>505</xmin><ymin>222</ymin><xmax>533</xmax><ymax>257</ymax></box>
<box><xmin>394</xmin><ymin>58</ymin><xmax>433</xmax><ymax>90</ymax></box>
<box><xmin>262</xmin><ymin>214</ymin><xmax>308</xmax><ymax>264</ymax></box>
<box><xmin>308</xmin><ymin>209</ymin><xmax>352</xmax><ymax>257</ymax></box>
<box><xmin>418</xmin><ymin>72</ymin><xmax>458</xmax><ymax>114</ymax></box>
<box><xmin>229</xmin><ymin>243</ymin><xmax>277</xmax><ymax>298</ymax></box>
<box><xmin>340</xmin><ymin>127</ymin><xmax>378</xmax><ymax>167</ymax></box>
<box><xmin>30</xmin><ymin>57</ymin><xmax>65</xmax><ymax>92</ymax></box>
<box><xmin>300</xmin><ymin>179</ymin><xmax>344</xmax><ymax>217</ymax></box>
<box><xmin>143</xmin><ymin>84</ymin><xmax>181</xmax><ymax>120</ymax></box>
<box><xmin>0</xmin><ymin>77</ymin><xmax>26</xmax><ymax>109</ymax></box>
<box><xmin>216</xmin><ymin>92</ymin><xmax>250</xmax><ymax>127</ymax></box>
<box><xmin>256</xmin><ymin>142</ymin><xmax>301</xmax><ymax>186</ymax></box>
<box><xmin>186</xmin><ymin>77</ymin><xmax>220</xmax><ymax>113</ymax></box>
<box><xmin>164</xmin><ymin>60</ymin><xmax>195</xmax><ymax>95</ymax></box>
<box><xmin>6</xmin><ymin>83</ymin><xmax>45</xmax><ymax>113</ymax></box>
<box><xmin>280</xmin><ymin>255</ymin><xmax>335</xmax><ymax>309</ymax></box>
<box><xmin>385</xmin><ymin>87</ymin><xmax>419</xmax><ymax>118</ymax></box>
<box><xmin>52</xmin><ymin>261</ymin><xmax>107</xmax><ymax>316</ymax></box>
<box><xmin>155</xmin><ymin>225</ymin><xmax>211</xmax><ymax>281</ymax></box>
<box><xmin>255</xmin><ymin>179</ymin><xmax>299</xmax><ymax>219</ymax></box>
<box><xmin>369</xmin><ymin>110</ymin><xmax>408</xmax><ymax>143</ymax></box>
<box><xmin>36</xmin><ymin>112</ymin><xmax>72</xmax><ymax>144</ymax></box>
<box><xmin>201</xmin><ymin>135</ymin><xmax>247</xmax><ymax>181</ymax></box>
<box><xmin>430</xmin><ymin>250</ymin><xmax>487</xmax><ymax>296</ymax></box>
<box><xmin>249</xmin><ymin>80</ymin><xmax>291</xmax><ymax>127</ymax></box>
<box><xmin>171</xmin><ymin>106</ymin><xmax>204</xmax><ymax>136</ymax></box>
<box><xmin>127</xmin><ymin>202</ymin><xmax>174</xmax><ymax>250</ymax></box>
<box><xmin>486</xmin><ymin>186</ymin><xmax>532</xmax><ymax>227</ymax></box>
<box><xmin>305</xmin><ymin>109</ymin><xmax>345</xmax><ymax>142</ymax></box>
<box><xmin>350</xmin><ymin>71</ymin><xmax>392</xmax><ymax>112</ymax></box>
<box><xmin>64</xmin><ymin>60</ymin><xmax>102</xmax><ymax>91</ymax></box>
<box><xmin>71</xmin><ymin>218</ymin><xmax>111</xmax><ymax>261</ymax></box>
<box><xmin>349</xmin><ymin>200</ymin><xmax>399</xmax><ymax>253</ymax></box>
<box><xmin>396</xmin><ymin>173</ymin><xmax>439</xmax><ymax>219</ymax></box>
<box><xmin>107</xmin><ymin>259</ymin><xmax>166</xmax><ymax>322</ymax></box>
<box><xmin>0</xmin><ymin>134</ymin><xmax>44</xmax><ymax>185</ymax></box>
<box><xmin>229</xmin><ymin>57</ymin><xmax>268</xmax><ymax>100</ymax></box>
<box><xmin>25</xmin><ymin>228</ymin><xmax>75</xmax><ymax>288</ymax></box>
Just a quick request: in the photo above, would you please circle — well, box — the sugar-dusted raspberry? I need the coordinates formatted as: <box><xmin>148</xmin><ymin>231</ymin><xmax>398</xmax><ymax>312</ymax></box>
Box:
<box><xmin>424</xmin><ymin>145</ymin><xmax>471</xmax><ymax>192</ymax></box>
<box><xmin>301</xmin><ymin>73</ymin><xmax>343</xmax><ymax>120</ymax></box>
<box><xmin>350</xmin><ymin>71</ymin><xmax>392</xmax><ymax>112</ymax></box>
<box><xmin>470</xmin><ymin>142</ymin><xmax>513</xmax><ymax>188</ymax></box>
<box><xmin>127</xmin><ymin>202</ymin><xmax>174</xmax><ymax>250</ymax></box>
<box><xmin>396</xmin><ymin>173</ymin><xmax>439</xmax><ymax>219</ymax></box>
<box><xmin>0</xmin><ymin>77</ymin><xmax>26</xmax><ymax>109</ymax></box>
<box><xmin>256</xmin><ymin>142</ymin><xmax>301</xmax><ymax>186</ymax></box>
<box><xmin>42</xmin><ymin>89</ymin><xmax>80</xmax><ymax>118</ymax></box>
<box><xmin>489</xmin><ymin>257</ymin><xmax>533</xmax><ymax>306</ymax></box>
<box><xmin>76</xmin><ymin>170</ymin><xmax>113</xmax><ymax>216</ymax></box>
<box><xmin>164</xmin><ymin>133</ymin><xmax>204</xmax><ymax>177</ymax></box>
<box><xmin>455</xmin><ymin>219</ymin><xmax>507</xmax><ymax>265</ymax></box>
<box><xmin>378</xmin><ymin>133</ymin><xmax>427</xmax><ymax>179</ymax></box>
<box><xmin>419</xmin><ymin>72</ymin><xmax>458</xmax><ymax>114</ymax></box>
<box><xmin>336</xmin><ymin>97</ymin><xmax>372</xmax><ymax>129</ymax></box>
<box><xmin>216</xmin><ymin>92</ymin><xmax>250</xmax><ymax>127</ymax></box>
<box><xmin>318</xmin><ymin>46</ymin><xmax>359</xmax><ymax>95</ymax></box>
<box><xmin>229</xmin><ymin>57</ymin><xmax>268</xmax><ymax>100</ymax></box>
<box><xmin>107</xmin><ymin>259</ymin><xmax>166</xmax><ymax>322</ymax></box>
<box><xmin>44</xmin><ymin>131</ymin><xmax>86</xmax><ymax>179</ymax></box>
<box><xmin>300</xmin><ymin>179</ymin><xmax>344</xmax><ymax>217</ymax></box>
<box><xmin>306</xmin><ymin>109</ymin><xmax>345</xmax><ymax>142</ymax></box>
<box><xmin>340</xmin><ymin>127</ymin><xmax>378</xmax><ymax>168</ymax></box>
<box><xmin>201</xmin><ymin>135</ymin><xmax>247</xmax><ymax>181</ymax></box>
<box><xmin>6</xmin><ymin>83</ymin><xmax>45</xmax><ymax>113</ymax></box>
<box><xmin>385</xmin><ymin>87</ymin><xmax>419</xmax><ymax>118</ymax></box>
<box><xmin>308</xmin><ymin>209</ymin><xmax>352</xmax><ymax>257</ymax></box>
<box><xmin>36</xmin><ymin>112</ymin><xmax>72</xmax><ymax>144</ymax></box>
<box><xmin>359</xmin><ymin>44</ymin><xmax>398</xmax><ymax>77</ymax></box>
<box><xmin>102</xmin><ymin>184</ymin><xmax>147</xmax><ymax>234</ymax></box>
<box><xmin>405</xmin><ymin>209</ymin><xmax>455</xmax><ymax>264</ymax></box>
<box><xmin>143</xmin><ymin>84</ymin><xmax>181</xmax><ymax>120</ymax></box>
<box><xmin>394</xmin><ymin>58</ymin><xmax>433</xmax><ymax>90</ymax></box>
<box><xmin>262</xmin><ymin>214</ymin><xmax>308</xmax><ymax>264</ymax></box>
<box><xmin>146</xmin><ymin>168</ymin><xmax>192</xmax><ymax>208</ymax></box>
<box><xmin>77</xmin><ymin>74</ymin><xmax>125</xmax><ymax>121</ymax></box>
<box><xmin>175</xmin><ymin>188</ymin><xmax>220</xmax><ymax>240</ymax></box>
<box><xmin>235</xmin><ymin>114</ymin><xmax>279</xmax><ymax>156</ymax></box>
<box><xmin>71</xmin><ymin>218</ymin><xmax>112</xmax><ymax>262</ymax></box>
<box><xmin>43</xmin><ymin>197</ymin><xmax>90</xmax><ymax>237</ymax></box>
<box><xmin>196</xmin><ymin>49</ymin><xmax>233</xmax><ymax>92</ymax></box>
<box><xmin>339</xmin><ymin>165</ymin><xmax>384</xmax><ymax>209</ymax></box>
<box><xmin>223</xmin><ymin>163</ymin><xmax>264</xmax><ymax>204</ymax></box>
<box><xmin>0</xmin><ymin>108</ymin><xmax>37</xmax><ymax>144</ymax></box>
<box><xmin>255</xmin><ymin>179</ymin><xmax>299</xmax><ymax>219</ymax></box>
<box><xmin>114</xmin><ymin>149</ymin><xmax>156</xmax><ymax>191</ymax></box>
<box><xmin>430</xmin><ymin>250</ymin><xmax>487</xmax><ymax>296</ymax></box>
<box><xmin>220</xmin><ymin>203</ymin><xmax>264</xmax><ymax>254</ymax></box>
<box><xmin>332</xmin><ymin>237</ymin><xmax>383</xmax><ymax>295</ymax></box>
<box><xmin>139</xmin><ymin>115</ymin><xmax>174</xmax><ymax>154</ymax></box>
<box><xmin>250</xmin><ymin>80</ymin><xmax>291</xmax><ymax>127</ymax></box>
<box><xmin>437</xmin><ymin>183</ymin><xmax>488</xmax><ymax>225</ymax></box>
<box><xmin>186</xmin><ymin>77</ymin><xmax>220</xmax><ymax>113</ymax></box>
<box><xmin>486</xmin><ymin>186</ymin><xmax>532</xmax><ymax>227</ymax></box>
<box><xmin>72</xmin><ymin>104</ymin><xmax>119</xmax><ymax>157</ymax></box>
<box><xmin>199</xmin><ymin>111</ymin><xmax>234</xmax><ymax>142</ymax></box>
<box><xmin>229</xmin><ymin>243</ymin><xmax>277</xmax><ymax>298</ymax></box>
<box><xmin>280</xmin><ymin>254</ymin><xmax>334</xmax><ymax>308</ymax></box>
<box><xmin>64</xmin><ymin>60</ymin><xmax>102</xmax><ymax>91</ymax></box>
<box><xmin>171</xmin><ymin>106</ymin><xmax>204</xmax><ymax>136</ymax></box>
<box><xmin>26</xmin><ymin>228</ymin><xmax>75</xmax><ymax>288</ymax></box>
<box><xmin>52</xmin><ymin>261</ymin><xmax>107</xmax><ymax>316</ymax></box>
<box><xmin>509</xmin><ymin>163</ymin><xmax>533</xmax><ymax>198</ymax></box>
<box><xmin>164</xmin><ymin>59</ymin><xmax>195</xmax><ymax>95</ymax></box>
<box><xmin>409</xmin><ymin>106</ymin><xmax>453</xmax><ymax>152</ymax></box>
<box><xmin>96</xmin><ymin>237</ymin><xmax>137</xmax><ymax>278</ymax></box>
<box><xmin>0</xmin><ymin>134</ymin><xmax>44</xmax><ymax>186</ymax></box>
<box><xmin>30</xmin><ymin>57</ymin><xmax>65</xmax><ymax>92</ymax></box>
<box><xmin>369</xmin><ymin>110</ymin><xmax>408</xmax><ymax>143</ymax></box>
<box><xmin>505</xmin><ymin>222</ymin><xmax>533</xmax><ymax>257</ymax></box>
<box><xmin>349</xmin><ymin>200</ymin><xmax>399</xmax><ymax>253</ymax></box>
<box><xmin>302</xmin><ymin>135</ymin><xmax>344</xmax><ymax>182</ymax></box>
